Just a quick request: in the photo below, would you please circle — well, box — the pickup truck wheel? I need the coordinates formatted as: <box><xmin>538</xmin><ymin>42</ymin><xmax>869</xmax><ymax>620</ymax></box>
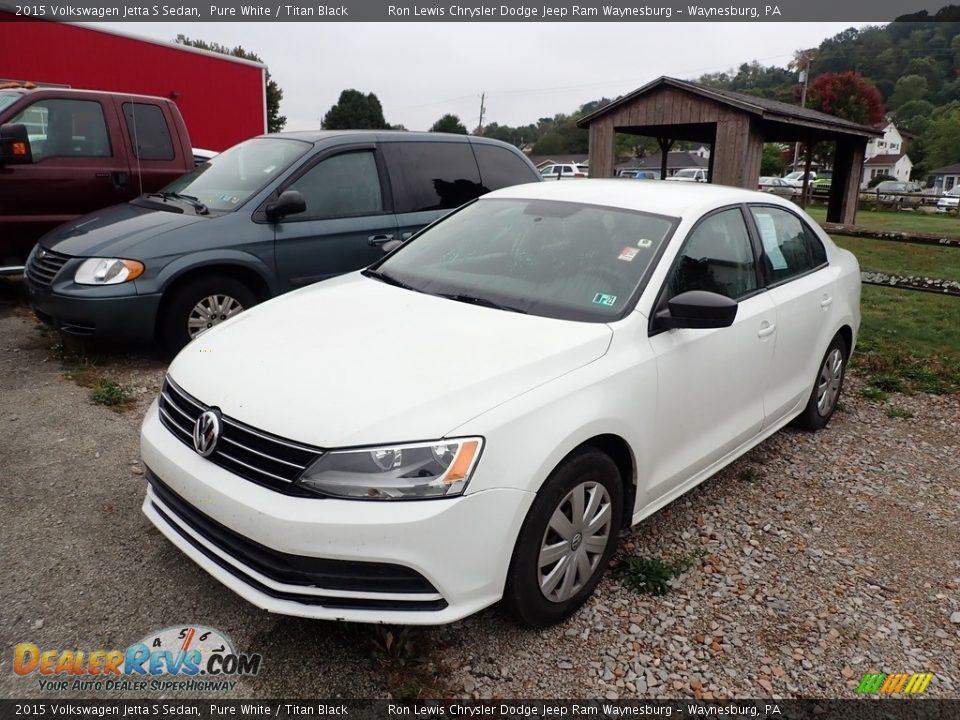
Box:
<box><xmin>160</xmin><ymin>275</ymin><xmax>257</xmax><ymax>353</ymax></box>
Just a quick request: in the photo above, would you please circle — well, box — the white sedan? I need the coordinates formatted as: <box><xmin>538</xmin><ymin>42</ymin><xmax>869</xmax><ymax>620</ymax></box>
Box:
<box><xmin>140</xmin><ymin>181</ymin><xmax>861</xmax><ymax>627</ymax></box>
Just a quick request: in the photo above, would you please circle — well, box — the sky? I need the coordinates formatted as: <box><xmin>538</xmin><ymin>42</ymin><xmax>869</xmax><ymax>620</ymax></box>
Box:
<box><xmin>103</xmin><ymin>22</ymin><xmax>870</xmax><ymax>132</ymax></box>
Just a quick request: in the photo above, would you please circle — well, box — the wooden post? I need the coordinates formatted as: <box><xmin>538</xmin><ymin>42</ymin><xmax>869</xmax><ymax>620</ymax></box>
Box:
<box><xmin>657</xmin><ymin>136</ymin><xmax>674</xmax><ymax>180</ymax></box>
<box><xmin>801</xmin><ymin>142</ymin><xmax>813</xmax><ymax>209</ymax></box>
<box><xmin>588</xmin><ymin>119</ymin><xmax>615</xmax><ymax>178</ymax></box>
<box><xmin>827</xmin><ymin>138</ymin><xmax>865</xmax><ymax>224</ymax></box>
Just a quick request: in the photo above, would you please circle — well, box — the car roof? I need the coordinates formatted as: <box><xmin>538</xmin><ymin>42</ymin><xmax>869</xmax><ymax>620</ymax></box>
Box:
<box><xmin>260</xmin><ymin>129</ymin><xmax>512</xmax><ymax>146</ymax></box>
<box><xmin>484</xmin><ymin>178</ymin><xmax>794</xmax><ymax>217</ymax></box>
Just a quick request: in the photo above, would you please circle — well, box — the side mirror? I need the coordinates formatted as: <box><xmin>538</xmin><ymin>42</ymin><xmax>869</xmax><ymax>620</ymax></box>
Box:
<box><xmin>655</xmin><ymin>290</ymin><xmax>738</xmax><ymax>330</ymax></box>
<box><xmin>0</xmin><ymin>123</ymin><xmax>32</xmax><ymax>165</ymax></box>
<box><xmin>264</xmin><ymin>189</ymin><xmax>306</xmax><ymax>221</ymax></box>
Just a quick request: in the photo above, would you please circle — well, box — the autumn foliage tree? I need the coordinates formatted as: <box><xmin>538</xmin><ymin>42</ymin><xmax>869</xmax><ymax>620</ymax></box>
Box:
<box><xmin>806</xmin><ymin>72</ymin><xmax>885</xmax><ymax>126</ymax></box>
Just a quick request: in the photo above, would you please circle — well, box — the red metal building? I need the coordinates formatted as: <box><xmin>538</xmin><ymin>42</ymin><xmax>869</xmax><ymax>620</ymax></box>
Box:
<box><xmin>0</xmin><ymin>15</ymin><xmax>267</xmax><ymax>151</ymax></box>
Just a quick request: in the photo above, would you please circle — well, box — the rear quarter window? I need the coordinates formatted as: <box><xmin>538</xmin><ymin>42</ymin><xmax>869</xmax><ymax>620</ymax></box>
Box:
<box><xmin>472</xmin><ymin>143</ymin><xmax>539</xmax><ymax>191</ymax></box>
<box><xmin>122</xmin><ymin>102</ymin><xmax>175</xmax><ymax>161</ymax></box>
<box><xmin>382</xmin><ymin>141</ymin><xmax>483</xmax><ymax>213</ymax></box>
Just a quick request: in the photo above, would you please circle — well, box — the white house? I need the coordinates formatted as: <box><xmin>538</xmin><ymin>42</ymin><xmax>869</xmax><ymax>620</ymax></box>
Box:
<box><xmin>861</xmin><ymin>121</ymin><xmax>912</xmax><ymax>187</ymax></box>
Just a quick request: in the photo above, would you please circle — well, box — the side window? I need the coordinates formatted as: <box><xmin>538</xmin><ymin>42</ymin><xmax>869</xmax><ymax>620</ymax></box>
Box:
<box><xmin>473</xmin><ymin>144</ymin><xmax>539</xmax><ymax>191</ymax></box>
<box><xmin>382</xmin><ymin>142</ymin><xmax>483</xmax><ymax>213</ymax></box>
<box><xmin>749</xmin><ymin>206</ymin><xmax>827</xmax><ymax>284</ymax></box>
<box><xmin>11</xmin><ymin>99</ymin><xmax>111</xmax><ymax>161</ymax></box>
<box><xmin>286</xmin><ymin>151</ymin><xmax>383</xmax><ymax>220</ymax></box>
<box><xmin>668</xmin><ymin>208</ymin><xmax>757</xmax><ymax>300</ymax></box>
<box><xmin>122</xmin><ymin>103</ymin><xmax>174</xmax><ymax>161</ymax></box>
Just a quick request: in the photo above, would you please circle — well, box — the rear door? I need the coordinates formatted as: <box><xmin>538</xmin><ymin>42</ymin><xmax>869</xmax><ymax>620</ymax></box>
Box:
<box><xmin>118</xmin><ymin>99</ymin><xmax>191</xmax><ymax>195</ymax></box>
<box><xmin>381</xmin><ymin>140</ymin><xmax>485</xmax><ymax>241</ymax></box>
<box><xmin>0</xmin><ymin>94</ymin><xmax>131</xmax><ymax>233</ymax></box>
<box><xmin>271</xmin><ymin>145</ymin><xmax>396</xmax><ymax>291</ymax></box>
<box><xmin>746</xmin><ymin>204</ymin><xmax>837</xmax><ymax>425</ymax></box>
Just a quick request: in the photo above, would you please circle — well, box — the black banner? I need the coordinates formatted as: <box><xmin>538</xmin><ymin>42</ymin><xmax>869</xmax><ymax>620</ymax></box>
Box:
<box><xmin>0</xmin><ymin>0</ymin><xmax>956</xmax><ymax>23</ymax></box>
<box><xmin>2</xmin><ymin>700</ymin><xmax>960</xmax><ymax>720</ymax></box>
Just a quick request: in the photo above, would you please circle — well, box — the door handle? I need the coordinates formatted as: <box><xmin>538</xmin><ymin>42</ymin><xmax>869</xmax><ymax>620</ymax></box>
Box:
<box><xmin>820</xmin><ymin>294</ymin><xmax>833</xmax><ymax>309</ymax></box>
<box><xmin>757</xmin><ymin>322</ymin><xmax>777</xmax><ymax>338</ymax></box>
<box><xmin>367</xmin><ymin>234</ymin><xmax>395</xmax><ymax>246</ymax></box>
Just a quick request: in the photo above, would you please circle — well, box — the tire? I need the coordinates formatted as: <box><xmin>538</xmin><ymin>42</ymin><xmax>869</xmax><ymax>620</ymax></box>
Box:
<box><xmin>504</xmin><ymin>448</ymin><xmax>623</xmax><ymax>628</ymax></box>
<box><xmin>795</xmin><ymin>333</ymin><xmax>848</xmax><ymax>431</ymax></box>
<box><xmin>159</xmin><ymin>274</ymin><xmax>258</xmax><ymax>354</ymax></box>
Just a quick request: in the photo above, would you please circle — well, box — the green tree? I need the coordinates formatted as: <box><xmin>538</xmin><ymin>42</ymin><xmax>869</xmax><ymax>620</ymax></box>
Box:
<box><xmin>923</xmin><ymin>102</ymin><xmax>960</xmax><ymax>169</ymax></box>
<box><xmin>429</xmin><ymin>113</ymin><xmax>468</xmax><ymax>134</ymax></box>
<box><xmin>322</xmin><ymin>89</ymin><xmax>388</xmax><ymax>130</ymax></box>
<box><xmin>889</xmin><ymin>75</ymin><xmax>929</xmax><ymax>109</ymax></box>
<box><xmin>761</xmin><ymin>144</ymin><xmax>786</xmax><ymax>175</ymax></box>
<box><xmin>175</xmin><ymin>34</ymin><xmax>286</xmax><ymax>132</ymax></box>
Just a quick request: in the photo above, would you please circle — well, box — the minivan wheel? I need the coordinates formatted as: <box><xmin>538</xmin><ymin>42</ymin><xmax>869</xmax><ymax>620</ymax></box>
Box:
<box><xmin>795</xmin><ymin>334</ymin><xmax>848</xmax><ymax>431</ymax></box>
<box><xmin>160</xmin><ymin>275</ymin><xmax>257</xmax><ymax>353</ymax></box>
<box><xmin>504</xmin><ymin>448</ymin><xmax>623</xmax><ymax>628</ymax></box>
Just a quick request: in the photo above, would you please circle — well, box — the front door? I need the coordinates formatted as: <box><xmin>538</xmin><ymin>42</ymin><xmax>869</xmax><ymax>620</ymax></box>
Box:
<box><xmin>272</xmin><ymin>147</ymin><xmax>396</xmax><ymax>291</ymax></box>
<box><xmin>647</xmin><ymin>206</ymin><xmax>776</xmax><ymax>503</ymax></box>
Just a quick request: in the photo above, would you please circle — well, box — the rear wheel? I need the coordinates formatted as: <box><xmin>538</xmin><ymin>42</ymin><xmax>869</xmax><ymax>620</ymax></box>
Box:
<box><xmin>160</xmin><ymin>275</ymin><xmax>257</xmax><ymax>354</ymax></box>
<box><xmin>795</xmin><ymin>334</ymin><xmax>848</xmax><ymax>431</ymax></box>
<box><xmin>504</xmin><ymin>448</ymin><xmax>623</xmax><ymax>628</ymax></box>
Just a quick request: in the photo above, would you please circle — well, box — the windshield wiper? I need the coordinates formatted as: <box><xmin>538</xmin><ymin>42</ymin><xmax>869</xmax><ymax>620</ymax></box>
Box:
<box><xmin>361</xmin><ymin>268</ymin><xmax>422</xmax><ymax>293</ymax></box>
<box><xmin>436</xmin><ymin>292</ymin><xmax>528</xmax><ymax>314</ymax></box>
<box><xmin>144</xmin><ymin>192</ymin><xmax>209</xmax><ymax>215</ymax></box>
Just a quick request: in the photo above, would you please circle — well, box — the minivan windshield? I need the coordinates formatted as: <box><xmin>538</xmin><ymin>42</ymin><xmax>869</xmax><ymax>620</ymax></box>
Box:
<box><xmin>158</xmin><ymin>137</ymin><xmax>310</xmax><ymax>213</ymax></box>
<box><xmin>371</xmin><ymin>198</ymin><xmax>677</xmax><ymax>322</ymax></box>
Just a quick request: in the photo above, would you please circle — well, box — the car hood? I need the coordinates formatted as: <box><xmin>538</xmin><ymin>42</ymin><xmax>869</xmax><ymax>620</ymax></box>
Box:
<box><xmin>168</xmin><ymin>273</ymin><xmax>613</xmax><ymax>448</ymax></box>
<box><xmin>39</xmin><ymin>202</ymin><xmax>207</xmax><ymax>257</ymax></box>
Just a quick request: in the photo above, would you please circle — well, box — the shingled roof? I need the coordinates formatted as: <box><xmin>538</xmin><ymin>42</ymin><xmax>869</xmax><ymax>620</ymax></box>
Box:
<box><xmin>578</xmin><ymin>76</ymin><xmax>882</xmax><ymax>138</ymax></box>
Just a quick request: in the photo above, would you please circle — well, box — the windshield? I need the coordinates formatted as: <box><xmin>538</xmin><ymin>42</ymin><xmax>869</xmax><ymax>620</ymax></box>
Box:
<box><xmin>374</xmin><ymin>198</ymin><xmax>677</xmax><ymax>322</ymax></box>
<box><xmin>160</xmin><ymin>137</ymin><xmax>310</xmax><ymax>212</ymax></box>
<box><xmin>675</xmin><ymin>169</ymin><xmax>698</xmax><ymax>178</ymax></box>
<box><xmin>0</xmin><ymin>90</ymin><xmax>25</xmax><ymax>113</ymax></box>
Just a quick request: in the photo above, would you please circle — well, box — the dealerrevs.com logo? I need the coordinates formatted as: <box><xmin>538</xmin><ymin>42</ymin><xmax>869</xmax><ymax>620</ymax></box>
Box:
<box><xmin>13</xmin><ymin>625</ymin><xmax>262</xmax><ymax>693</ymax></box>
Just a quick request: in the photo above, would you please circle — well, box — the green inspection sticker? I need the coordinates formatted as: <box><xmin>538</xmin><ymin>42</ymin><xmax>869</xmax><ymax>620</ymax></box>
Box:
<box><xmin>592</xmin><ymin>293</ymin><xmax>617</xmax><ymax>307</ymax></box>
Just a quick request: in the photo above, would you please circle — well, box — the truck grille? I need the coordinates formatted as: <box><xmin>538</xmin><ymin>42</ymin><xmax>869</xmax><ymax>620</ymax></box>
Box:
<box><xmin>158</xmin><ymin>377</ymin><xmax>323</xmax><ymax>495</ymax></box>
<box><xmin>25</xmin><ymin>247</ymin><xmax>70</xmax><ymax>287</ymax></box>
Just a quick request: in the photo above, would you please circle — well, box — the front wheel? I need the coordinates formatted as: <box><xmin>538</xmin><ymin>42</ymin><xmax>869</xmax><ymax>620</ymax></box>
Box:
<box><xmin>795</xmin><ymin>333</ymin><xmax>848</xmax><ymax>431</ymax></box>
<box><xmin>160</xmin><ymin>275</ymin><xmax>258</xmax><ymax>354</ymax></box>
<box><xmin>503</xmin><ymin>448</ymin><xmax>623</xmax><ymax>628</ymax></box>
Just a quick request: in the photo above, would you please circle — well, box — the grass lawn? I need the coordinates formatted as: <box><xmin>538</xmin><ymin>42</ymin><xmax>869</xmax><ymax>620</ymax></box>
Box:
<box><xmin>805</xmin><ymin>205</ymin><xmax>960</xmax><ymax>235</ymax></box>
<box><xmin>831</xmin><ymin>235</ymin><xmax>960</xmax><ymax>283</ymax></box>
<box><xmin>853</xmin><ymin>286</ymin><xmax>960</xmax><ymax>395</ymax></box>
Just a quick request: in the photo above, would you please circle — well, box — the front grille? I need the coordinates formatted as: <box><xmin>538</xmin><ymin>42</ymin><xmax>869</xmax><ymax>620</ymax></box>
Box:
<box><xmin>158</xmin><ymin>377</ymin><xmax>322</xmax><ymax>495</ymax></box>
<box><xmin>25</xmin><ymin>247</ymin><xmax>70</xmax><ymax>287</ymax></box>
<box><xmin>148</xmin><ymin>470</ymin><xmax>446</xmax><ymax>611</ymax></box>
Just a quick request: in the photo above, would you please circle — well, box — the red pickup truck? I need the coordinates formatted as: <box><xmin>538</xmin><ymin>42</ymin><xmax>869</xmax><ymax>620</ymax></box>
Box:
<box><xmin>0</xmin><ymin>87</ymin><xmax>194</xmax><ymax>272</ymax></box>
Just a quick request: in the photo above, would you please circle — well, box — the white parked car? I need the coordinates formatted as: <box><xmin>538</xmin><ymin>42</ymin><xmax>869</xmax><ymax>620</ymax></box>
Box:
<box><xmin>539</xmin><ymin>163</ymin><xmax>588</xmax><ymax>180</ymax></box>
<box><xmin>665</xmin><ymin>168</ymin><xmax>708</xmax><ymax>182</ymax></box>
<box><xmin>783</xmin><ymin>170</ymin><xmax>817</xmax><ymax>188</ymax></box>
<box><xmin>758</xmin><ymin>176</ymin><xmax>800</xmax><ymax>197</ymax></box>
<box><xmin>140</xmin><ymin>181</ymin><xmax>861</xmax><ymax>627</ymax></box>
<box><xmin>936</xmin><ymin>186</ymin><xmax>960</xmax><ymax>212</ymax></box>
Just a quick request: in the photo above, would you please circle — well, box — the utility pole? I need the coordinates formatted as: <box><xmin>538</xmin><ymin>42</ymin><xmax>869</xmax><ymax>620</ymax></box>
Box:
<box><xmin>792</xmin><ymin>54</ymin><xmax>811</xmax><ymax>172</ymax></box>
<box><xmin>478</xmin><ymin>93</ymin><xmax>486</xmax><ymax>135</ymax></box>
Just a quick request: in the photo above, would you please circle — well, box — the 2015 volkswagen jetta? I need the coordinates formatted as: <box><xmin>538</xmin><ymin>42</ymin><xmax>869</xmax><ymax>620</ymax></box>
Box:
<box><xmin>140</xmin><ymin>180</ymin><xmax>860</xmax><ymax>627</ymax></box>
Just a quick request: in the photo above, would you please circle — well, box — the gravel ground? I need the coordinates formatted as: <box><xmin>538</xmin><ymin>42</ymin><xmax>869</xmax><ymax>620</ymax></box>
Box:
<box><xmin>1</xmin><ymin>294</ymin><xmax>958</xmax><ymax>700</ymax></box>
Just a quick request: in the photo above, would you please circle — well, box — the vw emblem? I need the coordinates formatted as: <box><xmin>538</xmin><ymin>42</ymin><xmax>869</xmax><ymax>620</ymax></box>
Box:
<box><xmin>192</xmin><ymin>410</ymin><xmax>222</xmax><ymax>457</ymax></box>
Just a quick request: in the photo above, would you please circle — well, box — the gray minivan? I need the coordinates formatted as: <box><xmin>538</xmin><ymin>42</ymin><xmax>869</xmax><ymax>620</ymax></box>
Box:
<box><xmin>24</xmin><ymin>131</ymin><xmax>540</xmax><ymax>351</ymax></box>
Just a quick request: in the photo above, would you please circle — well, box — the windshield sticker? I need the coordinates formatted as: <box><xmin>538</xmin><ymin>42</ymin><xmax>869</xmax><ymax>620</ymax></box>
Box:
<box><xmin>618</xmin><ymin>247</ymin><xmax>640</xmax><ymax>262</ymax></box>
<box><xmin>754</xmin><ymin>213</ymin><xmax>789</xmax><ymax>270</ymax></box>
<box><xmin>637</xmin><ymin>238</ymin><xmax>653</xmax><ymax>249</ymax></box>
<box><xmin>592</xmin><ymin>293</ymin><xmax>617</xmax><ymax>307</ymax></box>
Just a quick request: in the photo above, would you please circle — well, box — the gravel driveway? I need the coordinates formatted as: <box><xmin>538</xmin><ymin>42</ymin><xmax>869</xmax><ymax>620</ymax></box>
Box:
<box><xmin>1</xmin><ymin>299</ymin><xmax>958</xmax><ymax>700</ymax></box>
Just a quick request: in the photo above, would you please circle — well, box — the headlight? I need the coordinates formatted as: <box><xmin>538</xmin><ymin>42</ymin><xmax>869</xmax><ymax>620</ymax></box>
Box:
<box><xmin>74</xmin><ymin>258</ymin><xmax>144</xmax><ymax>285</ymax></box>
<box><xmin>298</xmin><ymin>437</ymin><xmax>483</xmax><ymax>500</ymax></box>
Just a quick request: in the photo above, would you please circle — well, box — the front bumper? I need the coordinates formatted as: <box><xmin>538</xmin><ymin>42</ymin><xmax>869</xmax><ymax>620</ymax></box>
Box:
<box><xmin>140</xmin><ymin>401</ymin><xmax>534</xmax><ymax>624</ymax></box>
<box><xmin>26</xmin><ymin>277</ymin><xmax>161</xmax><ymax>343</ymax></box>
